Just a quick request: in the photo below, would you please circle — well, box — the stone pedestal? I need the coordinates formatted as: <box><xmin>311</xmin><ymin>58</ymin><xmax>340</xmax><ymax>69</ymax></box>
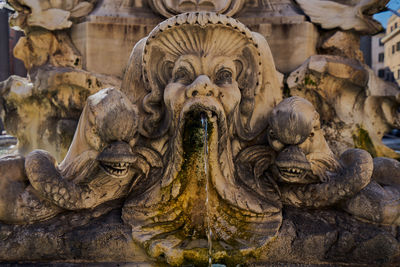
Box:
<box><xmin>266</xmin><ymin>22</ymin><xmax>318</xmax><ymax>74</ymax></box>
<box><xmin>1</xmin><ymin>206</ymin><xmax>398</xmax><ymax>266</ymax></box>
<box><xmin>237</xmin><ymin>0</ymin><xmax>319</xmax><ymax>74</ymax></box>
<box><xmin>71</xmin><ymin>17</ymin><xmax>161</xmax><ymax>78</ymax></box>
<box><xmin>71</xmin><ymin>0</ymin><xmax>319</xmax><ymax>77</ymax></box>
<box><xmin>71</xmin><ymin>1</ymin><xmax>162</xmax><ymax>78</ymax></box>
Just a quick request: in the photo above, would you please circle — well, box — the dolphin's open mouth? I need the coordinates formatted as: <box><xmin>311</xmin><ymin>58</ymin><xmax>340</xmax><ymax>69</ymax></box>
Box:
<box><xmin>278</xmin><ymin>166</ymin><xmax>307</xmax><ymax>177</ymax></box>
<box><xmin>97</xmin><ymin>141</ymin><xmax>136</xmax><ymax>178</ymax></box>
<box><xmin>100</xmin><ymin>161</ymin><xmax>131</xmax><ymax>177</ymax></box>
<box><xmin>273</xmin><ymin>149</ymin><xmax>312</xmax><ymax>184</ymax></box>
<box><xmin>275</xmin><ymin>165</ymin><xmax>309</xmax><ymax>183</ymax></box>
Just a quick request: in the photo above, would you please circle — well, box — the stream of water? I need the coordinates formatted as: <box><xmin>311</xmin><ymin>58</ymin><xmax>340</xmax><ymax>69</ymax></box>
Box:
<box><xmin>201</xmin><ymin>113</ymin><xmax>213</xmax><ymax>267</ymax></box>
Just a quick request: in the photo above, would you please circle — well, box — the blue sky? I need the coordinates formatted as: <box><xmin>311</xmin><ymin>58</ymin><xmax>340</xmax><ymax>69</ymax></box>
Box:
<box><xmin>374</xmin><ymin>0</ymin><xmax>400</xmax><ymax>28</ymax></box>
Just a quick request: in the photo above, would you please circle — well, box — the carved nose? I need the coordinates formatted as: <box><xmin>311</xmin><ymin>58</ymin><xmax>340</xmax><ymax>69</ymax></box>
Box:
<box><xmin>186</xmin><ymin>75</ymin><xmax>218</xmax><ymax>98</ymax></box>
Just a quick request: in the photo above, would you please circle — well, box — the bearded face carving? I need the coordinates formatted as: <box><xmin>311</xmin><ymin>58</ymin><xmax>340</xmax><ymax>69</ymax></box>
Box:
<box><xmin>1</xmin><ymin>9</ymin><xmax>399</xmax><ymax>267</ymax></box>
<box><xmin>164</xmin><ymin>54</ymin><xmax>241</xmax><ymax>129</ymax></box>
<box><xmin>121</xmin><ymin>12</ymin><xmax>282</xmax><ymax>265</ymax></box>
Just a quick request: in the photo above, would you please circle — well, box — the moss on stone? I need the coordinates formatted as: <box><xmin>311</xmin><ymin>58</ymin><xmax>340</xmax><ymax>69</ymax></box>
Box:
<box><xmin>304</xmin><ymin>75</ymin><xmax>317</xmax><ymax>86</ymax></box>
<box><xmin>352</xmin><ymin>126</ymin><xmax>377</xmax><ymax>158</ymax></box>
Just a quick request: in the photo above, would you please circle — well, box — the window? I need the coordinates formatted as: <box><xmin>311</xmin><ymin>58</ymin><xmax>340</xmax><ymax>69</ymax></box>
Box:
<box><xmin>397</xmin><ymin>42</ymin><xmax>400</xmax><ymax>51</ymax></box>
<box><xmin>393</xmin><ymin>45</ymin><xmax>396</xmax><ymax>54</ymax></box>
<box><xmin>379</xmin><ymin>38</ymin><xmax>384</xmax><ymax>46</ymax></box>
<box><xmin>398</xmin><ymin>69</ymin><xmax>400</xmax><ymax>79</ymax></box>
<box><xmin>396</xmin><ymin>22</ymin><xmax>398</xmax><ymax>29</ymax></box>
<box><xmin>385</xmin><ymin>71</ymin><xmax>394</xmax><ymax>82</ymax></box>
<box><xmin>378</xmin><ymin>53</ymin><xmax>384</xmax><ymax>62</ymax></box>
<box><xmin>378</xmin><ymin>69</ymin><xmax>385</xmax><ymax>78</ymax></box>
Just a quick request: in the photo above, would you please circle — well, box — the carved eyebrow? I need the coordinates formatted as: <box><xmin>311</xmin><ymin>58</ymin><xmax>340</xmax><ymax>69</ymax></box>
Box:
<box><xmin>211</xmin><ymin>58</ymin><xmax>236</xmax><ymax>78</ymax></box>
<box><xmin>173</xmin><ymin>59</ymin><xmax>196</xmax><ymax>75</ymax></box>
<box><xmin>214</xmin><ymin>65</ymin><xmax>235</xmax><ymax>79</ymax></box>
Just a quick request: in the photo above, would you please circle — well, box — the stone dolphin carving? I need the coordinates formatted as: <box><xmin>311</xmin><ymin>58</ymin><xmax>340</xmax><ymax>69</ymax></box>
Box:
<box><xmin>0</xmin><ymin>88</ymin><xmax>160</xmax><ymax>223</ymax></box>
<box><xmin>264</xmin><ymin>96</ymin><xmax>400</xmax><ymax>226</ymax></box>
<box><xmin>7</xmin><ymin>0</ymin><xmax>96</xmax><ymax>30</ymax></box>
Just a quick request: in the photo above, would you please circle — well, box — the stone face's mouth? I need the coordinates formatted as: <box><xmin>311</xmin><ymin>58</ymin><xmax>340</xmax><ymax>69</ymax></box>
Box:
<box><xmin>179</xmin><ymin>98</ymin><xmax>224</xmax><ymax>128</ymax></box>
<box><xmin>177</xmin><ymin>97</ymin><xmax>228</xmax><ymax>154</ymax></box>
<box><xmin>161</xmin><ymin>96</ymin><xmax>232</xmax><ymax>188</ymax></box>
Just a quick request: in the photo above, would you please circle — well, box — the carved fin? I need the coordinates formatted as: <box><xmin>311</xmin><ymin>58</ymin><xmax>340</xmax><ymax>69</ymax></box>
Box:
<box><xmin>25</xmin><ymin>150</ymin><xmax>97</xmax><ymax>210</ymax></box>
<box><xmin>296</xmin><ymin>0</ymin><xmax>373</xmax><ymax>32</ymax></box>
<box><xmin>281</xmin><ymin>149</ymin><xmax>373</xmax><ymax>208</ymax></box>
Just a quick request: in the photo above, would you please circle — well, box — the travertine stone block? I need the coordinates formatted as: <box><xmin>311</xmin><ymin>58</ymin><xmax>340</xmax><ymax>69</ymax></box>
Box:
<box><xmin>265</xmin><ymin>22</ymin><xmax>319</xmax><ymax>74</ymax></box>
<box><xmin>71</xmin><ymin>19</ymin><xmax>160</xmax><ymax>77</ymax></box>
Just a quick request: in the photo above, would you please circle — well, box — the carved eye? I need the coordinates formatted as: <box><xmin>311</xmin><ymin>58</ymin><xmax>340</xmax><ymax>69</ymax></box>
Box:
<box><xmin>215</xmin><ymin>69</ymin><xmax>232</xmax><ymax>86</ymax></box>
<box><xmin>268</xmin><ymin>129</ymin><xmax>284</xmax><ymax>151</ymax></box>
<box><xmin>173</xmin><ymin>67</ymin><xmax>192</xmax><ymax>85</ymax></box>
<box><xmin>309</xmin><ymin>132</ymin><xmax>314</xmax><ymax>138</ymax></box>
<box><xmin>269</xmin><ymin>129</ymin><xmax>277</xmax><ymax>139</ymax></box>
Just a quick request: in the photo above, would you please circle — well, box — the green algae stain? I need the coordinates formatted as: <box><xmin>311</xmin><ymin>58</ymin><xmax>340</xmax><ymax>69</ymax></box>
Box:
<box><xmin>182</xmin><ymin>110</ymin><xmax>213</xmax><ymax>155</ymax></box>
<box><xmin>304</xmin><ymin>75</ymin><xmax>317</xmax><ymax>86</ymax></box>
<box><xmin>352</xmin><ymin>126</ymin><xmax>377</xmax><ymax>158</ymax></box>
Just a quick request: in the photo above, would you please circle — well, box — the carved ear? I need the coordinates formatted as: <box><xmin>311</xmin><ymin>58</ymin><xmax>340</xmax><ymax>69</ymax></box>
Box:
<box><xmin>235</xmin><ymin>32</ymin><xmax>282</xmax><ymax>141</ymax></box>
<box><xmin>235</xmin><ymin>55</ymin><xmax>255</xmax><ymax>119</ymax></box>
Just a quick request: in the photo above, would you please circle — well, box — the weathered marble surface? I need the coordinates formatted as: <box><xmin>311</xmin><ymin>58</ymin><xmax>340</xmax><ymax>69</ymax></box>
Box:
<box><xmin>0</xmin><ymin>11</ymin><xmax>400</xmax><ymax>266</ymax></box>
<box><xmin>2</xmin><ymin>0</ymin><xmax>398</xmax><ymax>161</ymax></box>
<box><xmin>287</xmin><ymin>55</ymin><xmax>400</xmax><ymax>159</ymax></box>
<box><xmin>0</xmin><ymin>0</ymin><xmax>400</xmax><ymax>266</ymax></box>
<box><xmin>0</xmin><ymin>207</ymin><xmax>398</xmax><ymax>265</ymax></box>
<box><xmin>0</xmin><ymin>71</ymin><xmax>120</xmax><ymax>161</ymax></box>
<box><xmin>8</xmin><ymin>0</ymin><xmax>96</xmax><ymax>30</ymax></box>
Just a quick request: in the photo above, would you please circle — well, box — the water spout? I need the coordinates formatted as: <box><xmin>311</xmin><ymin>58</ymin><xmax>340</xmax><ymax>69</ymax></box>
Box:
<box><xmin>201</xmin><ymin>113</ymin><xmax>213</xmax><ymax>267</ymax></box>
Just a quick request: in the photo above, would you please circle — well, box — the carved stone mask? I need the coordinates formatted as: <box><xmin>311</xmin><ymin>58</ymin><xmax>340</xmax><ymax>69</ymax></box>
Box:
<box><xmin>120</xmin><ymin>12</ymin><xmax>283</xmax><ymax>264</ymax></box>
<box><xmin>122</xmin><ymin>12</ymin><xmax>282</xmax><ymax>141</ymax></box>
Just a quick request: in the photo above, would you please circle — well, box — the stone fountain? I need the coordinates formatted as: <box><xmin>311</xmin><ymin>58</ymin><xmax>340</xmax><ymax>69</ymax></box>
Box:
<box><xmin>0</xmin><ymin>0</ymin><xmax>400</xmax><ymax>266</ymax></box>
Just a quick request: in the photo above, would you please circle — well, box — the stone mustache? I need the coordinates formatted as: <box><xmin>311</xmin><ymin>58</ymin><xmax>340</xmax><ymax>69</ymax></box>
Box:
<box><xmin>0</xmin><ymin>12</ymin><xmax>399</xmax><ymax>265</ymax></box>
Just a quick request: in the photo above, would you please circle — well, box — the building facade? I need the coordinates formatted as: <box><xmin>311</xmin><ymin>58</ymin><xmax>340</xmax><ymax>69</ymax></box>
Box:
<box><xmin>382</xmin><ymin>10</ymin><xmax>400</xmax><ymax>85</ymax></box>
<box><xmin>0</xmin><ymin>8</ymin><xmax>26</xmax><ymax>82</ymax></box>
<box><xmin>371</xmin><ymin>33</ymin><xmax>388</xmax><ymax>79</ymax></box>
